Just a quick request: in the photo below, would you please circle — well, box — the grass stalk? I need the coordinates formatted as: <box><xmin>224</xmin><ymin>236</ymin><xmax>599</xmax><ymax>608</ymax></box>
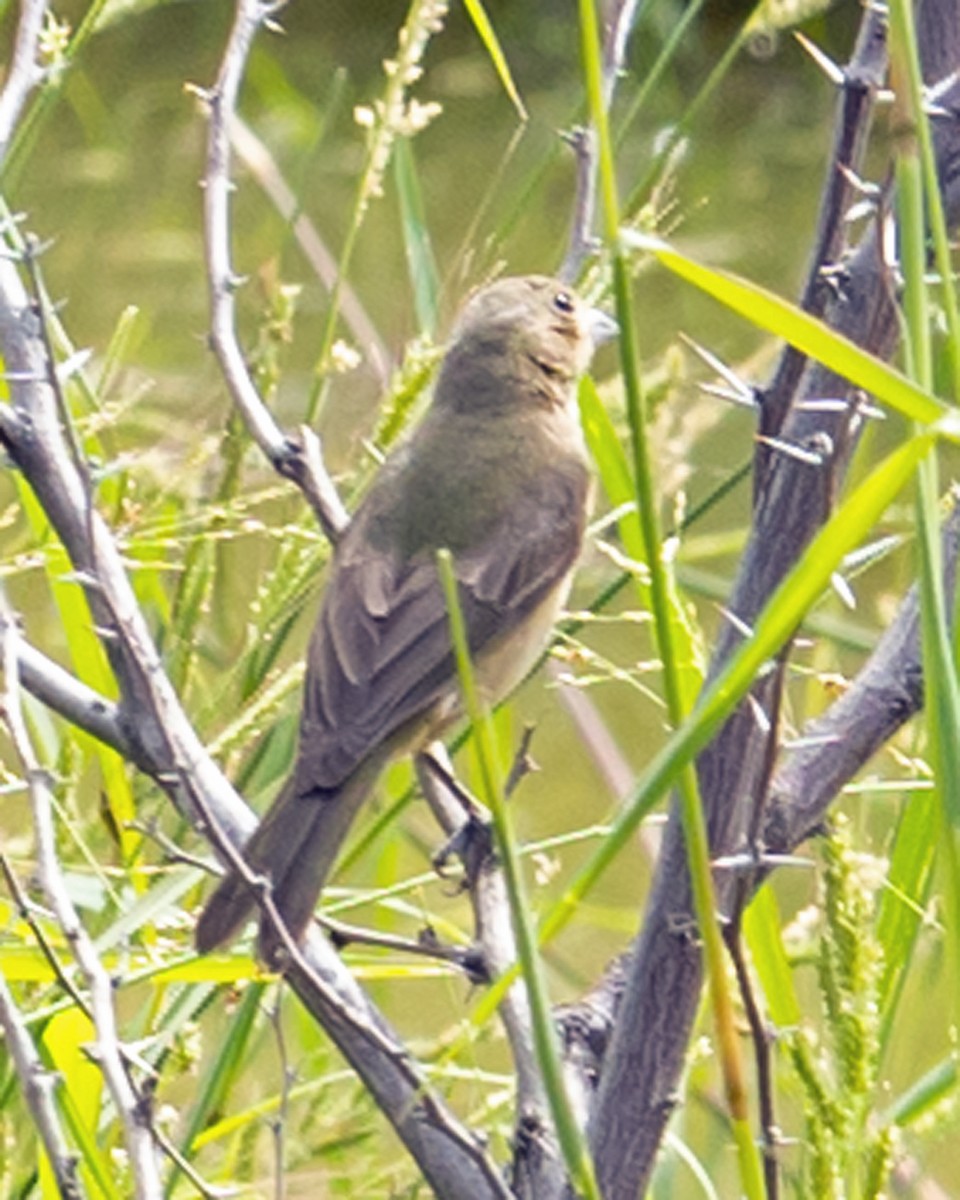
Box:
<box><xmin>579</xmin><ymin>2</ymin><xmax>764</xmax><ymax>1192</ymax></box>
<box><xmin>436</xmin><ymin>549</ymin><xmax>601</xmax><ymax>1200</ymax></box>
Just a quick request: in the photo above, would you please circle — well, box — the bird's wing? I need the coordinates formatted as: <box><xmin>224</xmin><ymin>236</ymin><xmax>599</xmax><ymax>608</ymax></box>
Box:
<box><xmin>294</xmin><ymin>463</ymin><xmax>590</xmax><ymax>792</ymax></box>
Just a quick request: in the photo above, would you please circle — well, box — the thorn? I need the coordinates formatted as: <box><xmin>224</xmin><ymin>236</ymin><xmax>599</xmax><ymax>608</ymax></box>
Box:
<box><xmin>0</xmin><ymin>370</ymin><xmax>44</xmax><ymax>383</ymax></box>
<box><xmin>0</xmin><ymin>210</ymin><xmax>27</xmax><ymax>233</ymax></box>
<box><xmin>560</xmin><ymin>125</ymin><xmax>589</xmax><ymax>150</ymax></box>
<box><xmin>716</xmin><ymin>604</ymin><xmax>754</xmax><ymax>640</ymax></box>
<box><xmin>855</xmin><ymin>397</ymin><xmax>886</xmax><ymax>421</ymax></box>
<box><xmin>782</xmin><ymin>733</ymin><xmax>843</xmax><ymax>750</ymax></box>
<box><xmin>747</xmin><ymin>692</ymin><xmax>772</xmax><ymax>734</ymax></box>
<box><xmin>837</xmin><ymin>163</ymin><xmax>882</xmax><ymax>199</ymax></box>
<box><xmin>844</xmin><ymin>198</ymin><xmax>878</xmax><ymax>224</ymax></box>
<box><xmin>840</xmin><ymin>533</ymin><xmax>901</xmax><ymax>573</ymax></box>
<box><xmin>23</xmin><ymin>235</ymin><xmax>56</xmax><ymax>258</ymax></box>
<box><xmin>927</xmin><ymin>68</ymin><xmax>960</xmax><ymax>105</ymax></box>
<box><xmin>794</xmin><ymin>32</ymin><xmax>845</xmax><ymax>87</ymax></box>
<box><xmin>680</xmin><ymin>332</ymin><xmax>756</xmax><ymax>408</ymax></box>
<box><xmin>817</xmin><ymin>259</ymin><xmax>851</xmax><ymax>300</ymax></box>
<box><xmin>183</xmin><ymin>82</ymin><xmax>212</xmax><ymax>105</ymax></box>
<box><xmin>56</xmin><ymin>348</ymin><xmax>94</xmax><ymax>384</ymax></box>
<box><xmin>712</xmin><ymin>851</ymin><xmax>813</xmax><ymax>872</ymax></box>
<box><xmin>793</xmin><ymin>395</ymin><xmax>884</xmax><ymax>421</ymax></box>
<box><xmin>794</xmin><ymin>397</ymin><xmax>849</xmax><ymax>414</ymax></box>
<box><xmin>698</xmin><ymin>382</ymin><xmax>758</xmax><ymax>410</ymax></box>
<box><xmin>829</xmin><ymin>571</ymin><xmax>857</xmax><ymax>610</ymax></box>
<box><xmin>755</xmin><ymin>434</ymin><xmax>828</xmax><ymax>466</ymax></box>
<box><xmin>879</xmin><ymin>210</ymin><xmax>900</xmax><ymax>275</ymax></box>
<box><xmin>816</xmin><ymin>256</ymin><xmax>849</xmax><ymax>277</ymax></box>
<box><xmin>56</xmin><ymin>570</ymin><xmax>102</xmax><ymax>590</ymax></box>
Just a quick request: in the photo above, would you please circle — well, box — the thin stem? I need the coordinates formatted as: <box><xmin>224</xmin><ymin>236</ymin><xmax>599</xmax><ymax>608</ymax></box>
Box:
<box><xmin>579</xmin><ymin>1</ymin><xmax>765</xmax><ymax>1194</ymax></box>
<box><xmin>437</xmin><ymin>549</ymin><xmax>602</xmax><ymax>1200</ymax></box>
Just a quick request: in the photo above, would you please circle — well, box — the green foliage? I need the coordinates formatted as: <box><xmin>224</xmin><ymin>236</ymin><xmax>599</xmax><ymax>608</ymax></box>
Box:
<box><xmin>784</xmin><ymin>820</ymin><xmax>892</xmax><ymax>1199</ymax></box>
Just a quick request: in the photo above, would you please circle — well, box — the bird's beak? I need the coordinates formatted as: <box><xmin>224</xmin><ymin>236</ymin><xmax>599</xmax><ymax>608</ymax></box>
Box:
<box><xmin>585</xmin><ymin>307</ymin><xmax>619</xmax><ymax>347</ymax></box>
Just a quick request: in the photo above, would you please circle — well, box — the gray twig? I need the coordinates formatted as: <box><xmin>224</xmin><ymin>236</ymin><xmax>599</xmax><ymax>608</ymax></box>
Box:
<box><xmin>202</xmin><ymin>0</ymin><xmax>348</xmax><ymax>542</ymax></box>
<box><xmin>0</xmin><ymin>0</ymin><xmax>47</xmax><ymax>168</ymax></box>
<box><xmin>1</xmin><ymin>615</ymin><xmax>164</xmax><ymax>1200</ymax></box>
<box><xmin>417</xmin><ymin>741</ymin><xmax>569</xmax><ymax>1195</ymax></box>
<box><xmin>560</xmin><ymin>0</ymin><xmax>641</xmax><ymax>281</ymax></box>
<box><xmin>0</xmin><ymin>972</ymin><xmax>80</xmax><ymax>1197</ymax></box>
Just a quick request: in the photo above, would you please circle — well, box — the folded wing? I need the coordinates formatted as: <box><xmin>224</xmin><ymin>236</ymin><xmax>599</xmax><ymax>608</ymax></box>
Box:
<box><xmin>295</xmin><ymin>462</ymin><xmax>590</xmax><ymax>793</ymax></box>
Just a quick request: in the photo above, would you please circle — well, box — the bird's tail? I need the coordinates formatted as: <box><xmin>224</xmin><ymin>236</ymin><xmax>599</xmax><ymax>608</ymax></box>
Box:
<box><xmin>194</xmin><ymin>766</ymin><xmax>377</xmax><ymax>959</ymax></box>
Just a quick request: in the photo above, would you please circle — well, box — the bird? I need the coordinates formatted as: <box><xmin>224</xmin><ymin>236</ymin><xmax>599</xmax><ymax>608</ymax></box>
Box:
<box><xmin>195</xmin><ymin>274</ymin><xmax>617</xmax><ymax>960</ymax></box>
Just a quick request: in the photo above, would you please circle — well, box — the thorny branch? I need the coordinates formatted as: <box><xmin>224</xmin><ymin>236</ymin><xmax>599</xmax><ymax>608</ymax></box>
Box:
<box><xmin>202</xmin><ymin>0</ymin><xmax>349</xmax><ymax>542</ymax></box>
<box><xmin>0</xmin><ymin>0</ymin><xmax>47</xmax><ymax>168</ymax></box>
<box><xmin>204</xmin><ymin>2</ymin><xmax>586</xmax><ymax>1187</ymax></box>
<box><xmin>0</xmin><ymin>971</ymin><xmax>79</xmax><ymax>1198</ymax></box>
<box><xmin>1</xmin><ymin>616</ymin><xmax>164</xmax><ymax>1200</ymax></box>
<box><xmin>587</xmin><ymin>4</ymin><xmax>960</xmax><ymax>1198</ymax></box>
<box><xmin>0</xmin><ymin>4</ymin><xmax>509</xmax><ymax>1198</ymax></box>
<box><xmin>0</xmin><ymin>227</ymin><xmax>510</xmax><ymax>1200</ymax></box>
<box><xmin>561</xmin><ymin>0</ymin><xmax>642</xmax><ymax>282</ymax></box>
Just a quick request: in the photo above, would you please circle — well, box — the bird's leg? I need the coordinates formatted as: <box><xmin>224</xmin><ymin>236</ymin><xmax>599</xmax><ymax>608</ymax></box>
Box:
<box><xmin>416</xmin><ymin>744</ymin><xmax>494</xmax><ymax>885</ymax></box>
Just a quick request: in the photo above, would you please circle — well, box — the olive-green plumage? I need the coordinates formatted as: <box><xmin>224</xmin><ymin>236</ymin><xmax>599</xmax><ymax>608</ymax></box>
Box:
<box><xmin>195</xmin><ymin>275</ymin><xmax>616</xmax><ymax>959</ymax></box>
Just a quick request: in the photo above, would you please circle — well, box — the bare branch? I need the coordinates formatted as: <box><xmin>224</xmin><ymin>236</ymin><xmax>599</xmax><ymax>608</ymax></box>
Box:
<box><xmin>0</xmin><ymin>972</ymin><xmax>80</xmax><ymax>1197</ymax></box>
<box><xmin>0</xmin><ymin>202</ymin><xmax>507</xmax><ymax>1200</ymax></box>
<box><xmin>417</xmin><ymin>743</ymin><xmax>571</xmax><ymax>1194</ymax></box>
<box><xmin>202</xmin><ymin>0</ymin><xmax>348</xmax><ymax>542</ymax></box>
<box><xmin>13</xmin><ymin>632</ymin><xmax>130</xmax><ymax>755</ymax></box>
<box><xmin>560</xmin><ymin>0</ymin><xmax>641</xmax><ymax>281</ymax></box>
<box><xmin>760</xmin><ymin>7</ymin><xmax>888</xmax><ymax>449</ymax></box>
<box><xmin>764</xmin><ymin>497</ymin><xmax>960</xmax><ymax>857</ymax></box>
<box><xmin>0</xmin><ymin>0</ymin><xmax>48</xmax><ymax>168</ymax></box>
<box><xmin>1</xmin><ymin>614</ymin><xmax>164</xmax><ymax>1200</ymax></box>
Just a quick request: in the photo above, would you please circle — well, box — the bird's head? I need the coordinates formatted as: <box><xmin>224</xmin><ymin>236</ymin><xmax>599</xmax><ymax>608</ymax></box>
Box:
<box><xmin>434</xmin><ymin>275</ymin><xmax>617</xmax><ymax>414</ymax></box>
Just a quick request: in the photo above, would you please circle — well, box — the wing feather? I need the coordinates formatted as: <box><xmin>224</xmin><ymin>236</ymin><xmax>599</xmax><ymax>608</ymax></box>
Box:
<box><xmin>294</xmin><ymin>462</ymin><xmax>590</xmax><ymax>792</ymax></box>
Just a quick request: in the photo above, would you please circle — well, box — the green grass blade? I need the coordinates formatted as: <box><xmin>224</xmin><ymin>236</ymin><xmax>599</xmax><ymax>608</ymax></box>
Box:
<box><xmin>393</xmin><ymin>137</ymin><xmax>440</xmax><ymax>337</ymax></box>
<box><xmin>742</xmin><ymin>884</ymin><xmax>801</xmax><ymax>1029</ymax></box>
<box><xmin>461</xmin><ymin>0</ymin><xmax>528</xmax><ymax>121</ymax></box>
<box><xmin>171</xmin><ymin>982</ymin><xmax>266</xmax><ymax>1193</ymax></box>
<box><xmin>436</xmin><ymin>548</ymin><xmax>601</xmax><ymax>1200</ymax></box>
<box><xmin>580</xmin><ymin>1</ymin><xmax>761</xmax><ymax>1189</ymax></box>
<box><xmin>631</xmin><ymin>233</ymin><xmax>948</xmax><ymax>427</ymax></box>
<box><xmin>42</xmin><ymin>1009</ymin><xmax>120</xmax><ymax>1199</ymax></box>
<box><xmin>875</xmin><ymin>784</ymin><xmax>936</xmax><ymax>1040</ymax></box>
<box><xmin>890</xmin><ymin>2</ymin><xmax>960</xmax><ymax>1041</ymax></box>
<box><xmin>471</xmin><ymin>429</ymin><xmax>937</xmax><ymax>1034</ymax></box>
<box><xmin>884</xmin><ymin>1056</ymin><xmax>958</xmax><ymax>1127</ymax></box>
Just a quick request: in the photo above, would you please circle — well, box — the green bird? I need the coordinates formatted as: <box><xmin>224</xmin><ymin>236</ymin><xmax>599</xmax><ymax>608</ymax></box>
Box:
<box><xmin>195</xmin><ymin>275</ymin><xmax>616</xmax><ymax>959</ymax></box>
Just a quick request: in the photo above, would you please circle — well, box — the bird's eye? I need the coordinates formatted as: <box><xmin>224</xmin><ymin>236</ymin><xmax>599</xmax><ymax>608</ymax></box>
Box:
<box><xmin>553</xmin><ymin>291</ymin><xmax>575</xmax><ymax>314</ymax></box>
